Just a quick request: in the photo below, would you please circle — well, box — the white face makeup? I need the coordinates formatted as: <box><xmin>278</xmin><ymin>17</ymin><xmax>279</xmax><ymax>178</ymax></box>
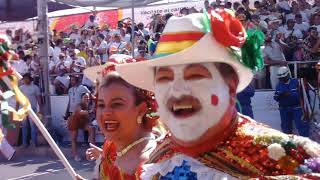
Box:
<box><xmin>155</xmin><ymin>63</ymin><xmax>230</xmax><ymax>142</ymax></box>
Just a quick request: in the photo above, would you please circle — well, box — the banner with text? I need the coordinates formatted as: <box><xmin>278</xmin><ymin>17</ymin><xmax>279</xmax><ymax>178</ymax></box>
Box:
<box><xmin>121</xmin><ymin>1</ymin><xmax>204</xmax><ymax>25</ymax></box>
<box><xmin>49</xmin><ymin>9</ymin><xmax>119</xmax><ymax>32</ymax></box>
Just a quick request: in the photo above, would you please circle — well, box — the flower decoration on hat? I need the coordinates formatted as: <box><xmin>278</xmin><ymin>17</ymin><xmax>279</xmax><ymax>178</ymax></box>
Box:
<box><xmin>204</xmin><ymin>9</ymin><xmax>265</xmax><ymax>71</ymax></box>
<box><xmin>210</xmin><ymin>9</ymin><xmax>246</xmax><ymax>48</ymax></box>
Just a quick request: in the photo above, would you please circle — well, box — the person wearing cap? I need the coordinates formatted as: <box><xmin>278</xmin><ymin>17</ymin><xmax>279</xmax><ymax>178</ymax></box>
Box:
<box><xmin>116</xmin><ymin>10</ymin><xmax>320</xmax><ymax>179</ymax></box>
<box><xmin>69</xmin><ymin>50</ymin><xmax>86</xmax><ymax>73</ymax></box>
<box><xmin>267</xmin><ymin>16</ymin><xmax>282</xmax><ymax>34</ymax></box>
<box><xmin>18</xmin><ymin>73</ymin><xmax>42</xmax><ymax>148</ymax></box>
<box><xmin>274</xmin><ymin>66</ymin><xmax>310</xmax><ymax>137</ymax></box>
<box><xmin>69</xmin><ymin>25</ymin><xmax>81</xmax><ymax>46</ymax></box>
<box><xmin>135</xmin><ymin>40</ymin><xmax>151</xmax><ymax>61</ymax></box>
<box><xmin>263</xmin><ymin>31</ymin><xmax>289</xmax><ymax>89</ymax></box>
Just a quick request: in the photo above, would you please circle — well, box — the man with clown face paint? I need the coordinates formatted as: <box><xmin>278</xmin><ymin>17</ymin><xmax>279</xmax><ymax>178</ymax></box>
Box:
<box><xmin>117</xmin><ymin>9</ymin><xmax>320</xmax><ymax>179</ymax></box>
<box><xmin>155</xmin><ymin>63</ymin><xmax>233</xmax><ymax>143</ymax></box>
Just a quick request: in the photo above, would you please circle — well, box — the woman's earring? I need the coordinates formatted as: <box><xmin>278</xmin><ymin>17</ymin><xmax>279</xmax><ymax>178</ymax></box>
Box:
<box><xmin>137</xmin><ymin>115</ymin><xmax>143</xmax><ymax>124</ymax></box>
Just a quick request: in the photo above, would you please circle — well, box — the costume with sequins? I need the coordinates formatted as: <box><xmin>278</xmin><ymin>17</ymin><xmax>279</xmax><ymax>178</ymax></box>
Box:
<box><xmin>141</xmin><ymin>115</ymin><xmax>320</xmax><ymax>179</ymax></box>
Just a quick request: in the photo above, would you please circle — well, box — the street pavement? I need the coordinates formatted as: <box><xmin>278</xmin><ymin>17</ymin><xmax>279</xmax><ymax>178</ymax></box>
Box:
<box><xmin>0</xmin><ymin>144</ymin><xmax>96</xmax><ymax>180</ymax></box>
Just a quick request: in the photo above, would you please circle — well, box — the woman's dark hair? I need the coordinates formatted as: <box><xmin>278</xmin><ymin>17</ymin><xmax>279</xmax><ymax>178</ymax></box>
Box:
<box><xmin>126</xmin><ymin>26</ymin><xmax>132</xmax><ymax>34</ymax></box>
<box><xmin>99</xmin><ymin>73</ymin><xmax>146</xmax><ymax>106</ymax></box>
<box><xmin>24</xmin><ymin>55</ymin><xmax>32</xmax><ymax>62</ymax></box>
<box><xmin>164</xmin><ymin>13</ymin><xmax>173</xmax><ymax>21</ymax></box>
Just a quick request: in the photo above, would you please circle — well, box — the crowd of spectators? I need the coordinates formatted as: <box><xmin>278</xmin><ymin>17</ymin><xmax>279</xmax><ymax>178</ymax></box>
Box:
<box><xmin>4</xmin><ymin>0</ymin><xmax>320</xmax><ymax>96</ymax></box>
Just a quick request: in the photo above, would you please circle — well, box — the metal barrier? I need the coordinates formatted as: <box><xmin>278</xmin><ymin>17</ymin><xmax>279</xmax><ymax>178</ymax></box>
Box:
<box><xmin>287</xmin><ymin>60</ymin><xmax>318</xmax><ymax>78</ymax></box>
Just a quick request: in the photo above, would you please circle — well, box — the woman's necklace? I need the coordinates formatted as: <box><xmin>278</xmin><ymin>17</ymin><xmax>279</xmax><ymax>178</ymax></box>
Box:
<box><xmin>116</xmin><ymin>137</ymin><xmax>151</xmax><ymax>157</ymax></box>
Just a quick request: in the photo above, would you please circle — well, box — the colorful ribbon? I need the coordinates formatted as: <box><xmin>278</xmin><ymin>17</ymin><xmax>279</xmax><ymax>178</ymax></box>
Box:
<box><xmin>1</xmin><ymin>76</ymin><xmax>31</xmax><ymax>121</ymax></box>
<box><xmin>0</xmin><ymin>35</ymin><xmax>31</xmax><ymax>122</ymax></box>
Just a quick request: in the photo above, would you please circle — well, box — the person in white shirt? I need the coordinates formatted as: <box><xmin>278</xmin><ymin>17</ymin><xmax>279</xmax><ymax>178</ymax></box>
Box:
<box><xmin>298</xmin><ymin>0</ymin><xmax>312</xmax><ymax>19</ymax></box>
<box><xmin>263</xmin><ymin>32</ymin><xmax>289</xmax><ymax>89</ymax></box>
<box><xmin>83</xmin><ymin>15</ymin><xmax>99</xmax><ymax>29</ymax></box>
<box><xmin>95</xmin><ymin>34</ymin><xmax>109</xmax><ymax>64</ymax></box>
<box><xmin>29</xmin><ymin>55</ymin><xmax>41</xmax><ymax>78</ymax></box>
<box><xmin>312</xmin><ymin>13</ymin><xmax>320</xmax><ymax>33</ymax></box>
<box><xmin>108</xmin><ymin>34</ymin><xmax>127</xmax><ymax>56</ymax></box>
<box><xmin>278</xmin><ymin>0</ymin><xmax>291</xmax><ymax>12</ymax></box>
<box><xmin>286</xmin><ymin>1</ymin><xmax>309</xmax><ymax>23</ymax></box>
<box><xmin>53</xmin><ymin>39</ymin><xmax>63</xmax><ymax>62</ymax></box>
<box><xmin>294</xmin><ymin>14</ymin><xmax>310</xmax><ymax>35</ymax></box>
<box><xmin>137</xmin><ymin>22</ymin><xmax>150</xmax><ymax>37</ymax></box>
<box><xmin>310</xmin><ymin>0</ymin><xmax>320</xmax><ymax>14</ymax></box>
<box><xmin>69</xmin><ymin>50</ymin><xmax>86</xmax><ymax>73</ymax></box>
<box><xmin>69</xmin><ymin>27</ymin><xmax>81</xmax><ymax>46</ymax></box>
<box><xmin>279</xmin><ymin>19</ymin><xmax>303</xmax><ymax>39</ymax></box>
<box><xmin>268</xmin><ymin>17</ymin><xmax>282</xmax><ymax>35</ymax></box>
<box><xmin>18</xmin><ymin>74</ymin><xmax>42</xmax><ymax>148</ymax></box>
<box><xmin>11</xmin><ymin>51</ymin><xmax>28</xmax><ymax>75</ymax></box>
<box><xmin>54</xmin><ymin>53</ymin><xmax>70</xmax><ymax>95</ymax></box>
<box><xmin>67</xmin><ymin>76</ymin><xmax>90</xmax><ymax>114</ymax></box>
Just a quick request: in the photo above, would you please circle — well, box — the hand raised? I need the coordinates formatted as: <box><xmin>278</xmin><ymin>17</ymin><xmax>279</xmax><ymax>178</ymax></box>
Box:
<box><xmin>86</xmin><ymin>143</ymin><xmax>102</xmax><ymax>161</ymax></box>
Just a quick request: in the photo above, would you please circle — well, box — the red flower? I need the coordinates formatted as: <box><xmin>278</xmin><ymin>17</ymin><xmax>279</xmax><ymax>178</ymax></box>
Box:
<box><xmin>0</xmin><ymin>66</ymin><xmax>14</xmax><ymax>78</ymax></box>
<box><xmin>210</xmin><ymin>9</ymin><xmax>246</xmax><ymax>48</ymax></box>
<box><xmin>101</xmin><ymin>64</ymin><xmax>116</xmax><ymax>78</ymax></box>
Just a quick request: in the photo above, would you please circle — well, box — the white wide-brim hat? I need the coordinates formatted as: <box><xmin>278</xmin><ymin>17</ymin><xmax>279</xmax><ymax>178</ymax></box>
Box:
<box><xmin>84</xmin><ymin>54</ymin><xmax>137</xmax><ymax>83</ymax></box>
<box><xmin>116</xmin><ymin>34</ymin><xmax>253</xmax><ymax>93</ymax></box>
<box><xmin>116</xmin><ymin>12</ymin><xmax>255</xmax><ymax>93</ymax></box>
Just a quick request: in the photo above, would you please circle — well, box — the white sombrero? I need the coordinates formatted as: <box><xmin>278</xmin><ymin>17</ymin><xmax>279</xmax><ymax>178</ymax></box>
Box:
<box><xmin>116</xmin><ymin>10</ymin><xmax>261</xmax><ymax>93</ymax></box>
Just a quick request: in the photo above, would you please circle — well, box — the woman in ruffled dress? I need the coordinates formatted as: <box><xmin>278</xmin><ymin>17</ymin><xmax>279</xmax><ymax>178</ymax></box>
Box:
<box><xmin>77</xmin><ymin>55</ymin><xmax>161</xmax><ymax>180</ymax></box>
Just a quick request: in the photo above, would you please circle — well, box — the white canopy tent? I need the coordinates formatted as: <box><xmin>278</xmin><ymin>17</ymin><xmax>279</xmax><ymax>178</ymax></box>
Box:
<box><xmin>53</xmin><ymin>0</ymin><xmax>195</xmax><ymax>8</ymax></box>
<box><xmin>39</xmin><ymin>0</ymin><xmax>202</xmax><ymax>19</ymax></box>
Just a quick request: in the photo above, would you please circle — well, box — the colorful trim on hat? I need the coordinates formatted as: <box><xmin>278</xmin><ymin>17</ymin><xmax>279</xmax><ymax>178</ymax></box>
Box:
<box><xmin>152</xmin><ymin>9</ymin><xmax>265</xmax><ymax>72</ymax></box>
<box><xmin>154</xmin><ymin>32</ymin><xmax>205</xmax><ymax>58</ymax></box>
